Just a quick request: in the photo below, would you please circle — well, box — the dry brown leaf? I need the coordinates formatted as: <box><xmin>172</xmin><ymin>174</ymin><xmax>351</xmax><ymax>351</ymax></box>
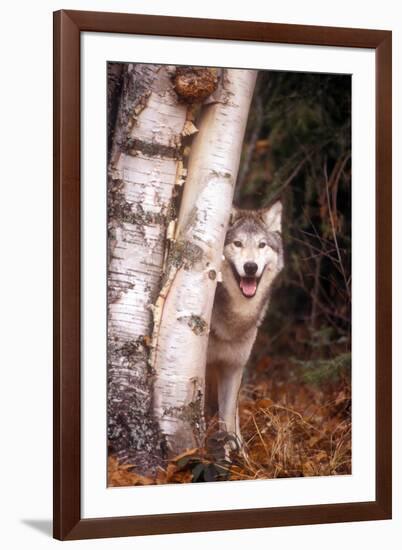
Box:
<box><xmin>170</xmin><ymin>448</ymin><xmax>199</xmax><ymax>462</ymax></box>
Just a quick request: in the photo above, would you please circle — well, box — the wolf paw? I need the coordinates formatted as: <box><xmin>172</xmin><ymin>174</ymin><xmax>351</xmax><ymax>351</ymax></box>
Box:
<box><xmin>206</xmin><ymin>429</ymin><xmax>243</xmax><ymax>463</ymax></box>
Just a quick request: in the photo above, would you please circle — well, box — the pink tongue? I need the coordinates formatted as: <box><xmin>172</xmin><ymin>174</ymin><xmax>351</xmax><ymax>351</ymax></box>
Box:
<box><xmin>240</xmin><ymin>277</ymin><xmax>257</xmax><ymax>297</ymax></box>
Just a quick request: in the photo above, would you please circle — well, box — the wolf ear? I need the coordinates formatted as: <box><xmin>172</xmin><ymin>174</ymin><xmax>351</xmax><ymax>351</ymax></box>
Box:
<box><xmin>229</xmin><ymin>206</ymin><xmax>241</xmax><ymax>225</ymax></box>
<box><xmin>260</xmin><ymin>201</ymin><xmax>282</xmax><ymax>232</ymax></box>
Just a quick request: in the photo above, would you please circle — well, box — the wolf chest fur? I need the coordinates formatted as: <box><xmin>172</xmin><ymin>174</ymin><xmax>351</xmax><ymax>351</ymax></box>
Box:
<box><xmin>206</xmin><ymin>201</ymin><xmax>284</xmax><ymax>447</ymax></box>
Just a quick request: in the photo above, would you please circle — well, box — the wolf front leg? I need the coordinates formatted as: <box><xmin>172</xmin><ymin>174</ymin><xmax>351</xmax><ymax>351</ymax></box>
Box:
<box><xmin>216</xmin><ymin>362</ymin><xmax>244</xmax><ymax>447</ymax></box>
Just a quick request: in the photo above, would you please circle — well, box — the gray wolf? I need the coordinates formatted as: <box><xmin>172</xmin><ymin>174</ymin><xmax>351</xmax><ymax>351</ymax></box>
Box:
<box><xmin>206</xmin><ymin>201</ymin><xmax>284</xmax><ymax>451</ymax></box>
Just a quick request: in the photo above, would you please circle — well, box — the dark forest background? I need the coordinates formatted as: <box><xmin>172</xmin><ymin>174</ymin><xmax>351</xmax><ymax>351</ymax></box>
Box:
<box><xmin>237</xmin><ymin>70</ymin><xmax>351</xmax><ymax>390</ymax></box>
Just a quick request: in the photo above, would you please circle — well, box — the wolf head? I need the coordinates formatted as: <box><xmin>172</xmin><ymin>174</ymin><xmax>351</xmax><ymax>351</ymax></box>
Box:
<box><xmin>222</xmin><ymin>201</ymin><xmax>283</xmax><ymax>299</ymax></box>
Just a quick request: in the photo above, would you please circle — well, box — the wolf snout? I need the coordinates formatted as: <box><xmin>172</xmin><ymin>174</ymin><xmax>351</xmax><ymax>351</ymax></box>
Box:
<box><xmin>244</xmin><ymin>262</ymin><xmax>258</xmax><ymax>276</ymax></box>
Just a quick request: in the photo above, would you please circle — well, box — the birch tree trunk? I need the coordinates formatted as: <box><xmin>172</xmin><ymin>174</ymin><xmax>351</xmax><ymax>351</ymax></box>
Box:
<box><xmin>107</xmin><ymin>64</ymin><xmax>189</xmax><ymax>471</ymax></box>
<box><xmin>152</xmin><ymin>69</ymin><xmax>258</xmax><ymax>454</ymax></box>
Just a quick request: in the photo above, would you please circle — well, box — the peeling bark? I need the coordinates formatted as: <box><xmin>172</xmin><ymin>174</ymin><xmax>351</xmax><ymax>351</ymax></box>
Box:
<box><xmin>107</xmin><ymin>63</ymin><xmax>124</xmax><ymax>159</ymax></box>
<box><xmin>152</xmin><ymin>69</ymin><xmax>258</xmax><ymax>454</ymax></box>
<box><xmin>107</xmin><ymin>64</ymin><xmax>188</xmax><ymax>472</ymax></box>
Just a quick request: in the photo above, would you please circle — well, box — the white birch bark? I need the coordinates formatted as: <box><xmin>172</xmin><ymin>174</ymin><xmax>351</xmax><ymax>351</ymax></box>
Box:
<box><xmin>153</xmin><ymin>69</ymin><xmax>258</xmax><ymax>453</ymax></box>
<box><xmin>107</xmin><ymin>64</ymin><xmax>188</xmax><ymax>470</ymax></box>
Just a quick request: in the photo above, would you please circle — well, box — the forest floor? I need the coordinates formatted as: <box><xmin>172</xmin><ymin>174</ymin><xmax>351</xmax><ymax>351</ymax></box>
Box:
<box><xmin>108</xmin><ymin>358</ymin><xmax>351</xmax><ymax>486</ymax></box>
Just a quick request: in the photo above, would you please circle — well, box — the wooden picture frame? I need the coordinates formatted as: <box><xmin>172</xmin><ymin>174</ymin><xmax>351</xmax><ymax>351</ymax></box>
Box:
<box><xmin>53</xmin><ymin>9</ymin><xmax>392</xmax><ymax>540</ymax></box>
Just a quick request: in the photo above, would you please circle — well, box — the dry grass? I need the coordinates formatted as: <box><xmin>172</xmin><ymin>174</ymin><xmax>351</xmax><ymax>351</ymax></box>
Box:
<box><xmin>231</xmin><ymin>378</ymin><xmax>351</xmax><ymax>480</ymax></box>
<box><xmin>108</xmin><ymin>370</ymin><xmax>351</xmax><ymax>487</ymax></box>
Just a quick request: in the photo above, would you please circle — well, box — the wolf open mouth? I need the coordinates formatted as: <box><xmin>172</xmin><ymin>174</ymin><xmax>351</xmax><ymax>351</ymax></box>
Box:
<box><xmin>239</xmin><ymin>277</ymin><xmax>258</xmax><ymax>298</ymax></box>
<box><xmin>229</xmin><ymin>264</ymin><xmax>260</xmax><ymax>298</ymax></box>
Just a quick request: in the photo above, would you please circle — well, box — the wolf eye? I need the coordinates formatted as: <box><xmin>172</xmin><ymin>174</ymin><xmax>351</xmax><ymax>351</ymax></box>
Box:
<box><xmin>259</xmin><ymin>242</ymin><xmax>266</xmax><ymax>248</ymax></box>
<box><xmin>233</xmin><ymin>241</ymin><xmax>242</xmax><ymax>248</ymax></box>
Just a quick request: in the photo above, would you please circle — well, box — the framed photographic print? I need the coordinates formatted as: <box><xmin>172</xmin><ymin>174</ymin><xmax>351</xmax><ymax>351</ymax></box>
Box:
<box><xmin>53</xmin><ymin>10</ymin><xmax>392</xmax><ymax>540</ymax></box>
